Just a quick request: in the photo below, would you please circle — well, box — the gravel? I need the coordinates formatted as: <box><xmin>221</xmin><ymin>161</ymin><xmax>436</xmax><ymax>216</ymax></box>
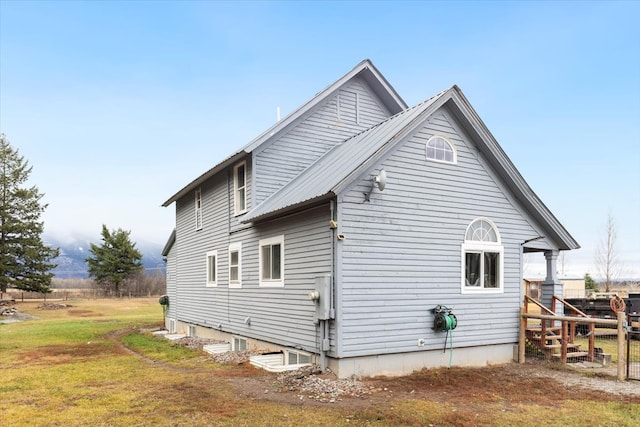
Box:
<box><xmin>276</xmin><ymin>366</ymin><xmax>374</xmax><ymax>402</ymax></box>
<box><xmin>525</xmin><ymin>364</ymin><xmax>640</xmax><ymax>396</ymax></box>
<box><xmin>37</xmin><ymin>303</ymin><xmax>72</xmax><ymax>310</ymax></box>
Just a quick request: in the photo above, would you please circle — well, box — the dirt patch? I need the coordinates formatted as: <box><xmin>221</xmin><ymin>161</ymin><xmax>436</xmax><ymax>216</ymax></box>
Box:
<box><xmin>117</xmin><ymin>329</ymin><xmax>640</xmax><ymax>410</ymax></box>
<box><xmin>20</xmin><ymin>342</ymin><xmax>126</xmax><ymax>365</ymax></box>
<box><xmin>67</xmin><ymin>309</ymin><xmax>103</xmax><ymax>317</ymax></box>
<box><xmin>229</xmin><ymin>362</ymin><xmax>640</xmax><ymax>409</ymax></box>
<box><xmin>37</xmin><ymin>303</ymin><xmax>73</xmax><ymax>310</ymax></box>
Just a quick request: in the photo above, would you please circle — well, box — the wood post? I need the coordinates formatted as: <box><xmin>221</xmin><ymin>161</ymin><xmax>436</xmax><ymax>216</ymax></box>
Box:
<box><xmin>561</xmin><ymin>320</ymin><xmax>568</xmax><ymax>364</ymax></box>
<box><xmin>617</xmin><ymin>311</ymin><xmax>626</xmax><ymax>381</ymax></box>
<box><xmin>519</xmin><ymin>306</ymin><xmax>526</xmax><ymax>363</ymax></box>
<box><xmin>588</xmin><ymin>323</ymin><xmax>595</xmax><ymax>361</ymax></box>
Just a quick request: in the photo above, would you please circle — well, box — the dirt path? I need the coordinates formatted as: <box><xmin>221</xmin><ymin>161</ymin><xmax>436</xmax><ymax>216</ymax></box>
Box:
<box><xmin>110</xmin><ymin>329</ymin><xmax>640</xmax><ymax>409</ymax></box>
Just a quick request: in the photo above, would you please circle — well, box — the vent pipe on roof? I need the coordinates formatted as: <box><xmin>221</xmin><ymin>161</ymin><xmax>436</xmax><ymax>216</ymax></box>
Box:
<box><xmin>276</xmin><ymin>106</ymin><xmax>281</xmax><ymax>122</ymax></box>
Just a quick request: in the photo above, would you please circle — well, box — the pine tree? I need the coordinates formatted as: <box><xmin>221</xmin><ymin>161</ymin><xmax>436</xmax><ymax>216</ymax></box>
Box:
<box><xmin>584</xmin><ymin>273</ymin><xmax>599</xmax><ymax>293</ymax></box>
<box><xmin>86</xmin><ymin>225</ymin><xmax>143</xmax><ymax>295</ymax></box>
<box><xmin>0</xmin><ymin>134</ymin><xmax>59</xmax><ymax>294</ymax></box>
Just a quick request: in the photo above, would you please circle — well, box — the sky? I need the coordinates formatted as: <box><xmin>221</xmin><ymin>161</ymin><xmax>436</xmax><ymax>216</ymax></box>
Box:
<box><xmin>0</xmin><ymin>1</ymin><xmax>638</xmax><ymax>279</ymax></box>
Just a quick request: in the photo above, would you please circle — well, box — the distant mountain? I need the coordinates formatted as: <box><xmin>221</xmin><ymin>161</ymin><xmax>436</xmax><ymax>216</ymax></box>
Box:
<box><xmin>44</xmin><ymin>234</ymin><xmax>165</xmax><ymax>279</ymax></box>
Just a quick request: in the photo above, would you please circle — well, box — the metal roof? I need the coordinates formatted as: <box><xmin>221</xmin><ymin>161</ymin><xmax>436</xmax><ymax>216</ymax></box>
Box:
<box><xmin>160</xmin><ymin>58</ymin><xmax>579</xmax><ymax>251</ymax></box>
<box><xmin>242</xmin><ymin>85</ymin><xmax>580</xmax><ymax>251</ymax></box>
<box><xmin>241</xmin><ymin>89</ymin><xmax>450</xmax><ymax>222</ymax></box>
<box><xmin>161</xmin><ymin>229</ymin><xmax>176</xmax><ymax>257</ymax></box>
<box><xmin>161</xmin><ymin>59</ymin><xmax>406</xmax><ymax>207</ymax></box>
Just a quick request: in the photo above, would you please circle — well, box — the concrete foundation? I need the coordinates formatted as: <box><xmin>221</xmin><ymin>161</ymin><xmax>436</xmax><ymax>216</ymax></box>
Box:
<box><xmin>165</xmin><ymin>317</ymin><xmax>517</xmax><ymax>379</ymax></box>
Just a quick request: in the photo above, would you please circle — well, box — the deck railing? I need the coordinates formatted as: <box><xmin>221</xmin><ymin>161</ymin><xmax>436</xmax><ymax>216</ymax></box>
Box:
<box><xmin>520</xmin><ymin>296</ymin><xmax>626</xmax><ymax>381</ymax></box>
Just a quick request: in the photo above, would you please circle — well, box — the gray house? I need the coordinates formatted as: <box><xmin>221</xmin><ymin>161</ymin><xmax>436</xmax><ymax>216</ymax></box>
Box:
<box><xmin>161</xmin><ymin>60</ymin><xmax>579</xmax><ymax>378</ymax></box>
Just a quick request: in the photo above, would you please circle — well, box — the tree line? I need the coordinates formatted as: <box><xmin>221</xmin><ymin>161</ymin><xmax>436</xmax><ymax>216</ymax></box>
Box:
<box><xmin>1</xmin><ymin>134</ymin><xmax>161</xmax><ymax>297</ymax></box>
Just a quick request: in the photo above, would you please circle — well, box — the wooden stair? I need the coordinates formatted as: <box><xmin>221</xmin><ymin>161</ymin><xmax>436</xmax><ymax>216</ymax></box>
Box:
<box><xmin>525</xmin><ymin>326</ymin><xmax>589</xmax><ymax>361</ymax></box>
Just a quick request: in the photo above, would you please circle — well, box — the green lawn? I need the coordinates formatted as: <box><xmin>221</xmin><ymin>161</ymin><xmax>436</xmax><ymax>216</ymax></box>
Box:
<box><xmin>1</xmin><ymin>298</ymin><xmax>638</xmax><ymax>426</ymax></box>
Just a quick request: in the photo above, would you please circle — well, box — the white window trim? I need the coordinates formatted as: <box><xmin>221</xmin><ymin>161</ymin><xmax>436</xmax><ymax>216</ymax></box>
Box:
<box><xmin>194</xmin><ymin>188</ymin><xmax>203</xmax><ymax>230</ymax></box>
<box><xmin>286</xmin><ymin>349</ymin><xmax>312</xmax><ymax>365</ymax></box>
<box><xmin>205</xmin><ymin>250</ymin><xmax>218</xmax><ymax>287</ymax></box>
<box><xmin>460</xmin><ymin>242</ymin><xmax>504</xmax><ymax>294</ymax></box>
<box><xmin>259</xmin><ymin>235</ymin><xmax>284</xmax><ymax>287</ymax></box>
<box><xmin>426</xmin><ymin>135</ymin><xmax>457</xmax><ymax>164</ymax></box>
<box><xmin>228</xmin><ymin>242</ymin><xmax>242</xmax><ymax>288</ymax></box>
<box><xmin>233</xmin><ymin>161</ymin><xmax>247</xmax><ymax>215</ymax></box>
<box><xmin>461</xmin><ymin>218</ymin><xmax>504</xmax><ymax>294</ymax></box>
<box><xmin>232</xmin><ymin>336</ymin><xmax>247</xmax><ymax>351</ymax></box>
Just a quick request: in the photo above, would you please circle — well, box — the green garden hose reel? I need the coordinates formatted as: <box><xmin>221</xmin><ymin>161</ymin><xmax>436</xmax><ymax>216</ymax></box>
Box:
<box><xmin>432</xmin><ymin>305</ymin><xmax>457</xmax><ymax>332</ymax></box>
<box><xmin>432</xmin><ymin>305</ymin><xmax>457</xmax><ymax>359</ymax></box>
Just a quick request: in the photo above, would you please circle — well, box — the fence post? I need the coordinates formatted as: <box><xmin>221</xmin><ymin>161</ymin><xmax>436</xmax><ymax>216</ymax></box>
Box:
<box><xmin>617</xmin><ymin>311</ymin><xmax>626</xmax><ymax>381</ymax></box>
<box><xmin>519</xmin><ymin>307</ymin><xmax>526</xmax><ymax>363</ymax></box>
<box><xmin>561</xmin><ymin>320</ymin><xmax>568</xmax><ymax>364</ymax></box>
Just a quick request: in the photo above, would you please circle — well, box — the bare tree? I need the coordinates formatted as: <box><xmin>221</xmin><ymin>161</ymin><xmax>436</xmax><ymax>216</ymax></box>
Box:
<box><xmin>595</xmin><ymin>213</ymin><xmax>621</xmax><ymax>292</ymax></box>
<box><xmin>558</xmin><ymin>251</ymin><xmax>567</xmax><ymax>276</ymax></box>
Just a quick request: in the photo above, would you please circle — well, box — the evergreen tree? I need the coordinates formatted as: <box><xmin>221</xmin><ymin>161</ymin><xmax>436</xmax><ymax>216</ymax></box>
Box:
<box><xmin>584</xmin><ymin>273</ymin><xmax>599</xmax><ymax>293</ymax></box>
<box><xmin>0</xmin><ymin>134</ymin><xmax>59</xmax><ymax>294</ymax></box>
<box><xmin>86</xmin><ymin>225</ymin><xmax>143</xmax><ymax>295</ymax></box>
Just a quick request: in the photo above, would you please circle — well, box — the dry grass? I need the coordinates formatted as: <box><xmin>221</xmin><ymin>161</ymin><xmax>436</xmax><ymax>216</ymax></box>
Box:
<box><xmin>1</xmin><ymin>298</ymin><xmax>639</xmax><ymax>426</ymax></box>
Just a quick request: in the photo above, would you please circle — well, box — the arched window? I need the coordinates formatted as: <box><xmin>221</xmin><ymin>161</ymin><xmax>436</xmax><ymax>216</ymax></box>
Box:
<box><xmin>461</xmin><ymin>218</ymin><xmax>504</xmax><ymax>293</ymax></box>
<box><xmin>426</xmin><ymin>136</ymin><xmax>456</xmax><ymax>164</ymax></box>
<box><xmin>466</xmin><ymin>219</ymin><xmax>499</xmax><ymax>243</ymax></box>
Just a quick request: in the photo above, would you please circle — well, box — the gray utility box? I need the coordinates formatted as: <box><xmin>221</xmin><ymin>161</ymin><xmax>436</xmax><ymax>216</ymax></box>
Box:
<box><xmin>309</xmin><ymin>275</ymin><xmax>331</xmax><ymax>321</ymax></box>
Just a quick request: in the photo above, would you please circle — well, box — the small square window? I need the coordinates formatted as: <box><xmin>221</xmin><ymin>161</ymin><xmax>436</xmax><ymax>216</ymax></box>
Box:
<box><xmin>233</xmin><ymin>337</ymin><xmax>247</xmax><ymax>351</ymax></box>
<box><xmin>259</xmin><ymin>236</ymin><xmax>284</xmax><ymax>287</ymax></box>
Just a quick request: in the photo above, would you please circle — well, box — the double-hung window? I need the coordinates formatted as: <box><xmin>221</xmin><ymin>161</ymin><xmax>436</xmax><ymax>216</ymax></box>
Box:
<box><xmin>233</xmin><ymin>162</ymin><xmax>247</xmax><ymax>215</ymax></box>
<box><xmin>206</xmin><ymin>250</ymin><xmax>217</xmax><ymax>287</ymax></box>
<box><xmin>229</xmin><ymin>242</ymin><xmax>242</xmax><ymax>288</ymax></box>
<box><xmin>259</xmin><ymin>235</ymin><xmax>284</xmax><ymax>287</ymax></box>
<box><xmin>195</xmin><ymin>188</ymin><xmax>203</xmax><ymax>230</ymax></box>
<box><xmin>461</xmin><ymin>218</ymin><xmax>504</xmax><ymax>294</ymax></box>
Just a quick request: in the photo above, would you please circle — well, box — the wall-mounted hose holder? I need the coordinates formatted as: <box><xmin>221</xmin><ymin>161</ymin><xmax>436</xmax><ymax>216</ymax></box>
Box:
<box><xmin>159</xmin><ymin>295</ymin><xmax>169</xmax><ymax>320</ymax></box>
<box><xmin>432</xmin><ymin>305</ymin><xmax>457</xmax><ymax>364</ymax></box>
<box><xmin>432</xmin><ymin>305</ymin><xmax>457</xmax><ymax>332</ymax></box>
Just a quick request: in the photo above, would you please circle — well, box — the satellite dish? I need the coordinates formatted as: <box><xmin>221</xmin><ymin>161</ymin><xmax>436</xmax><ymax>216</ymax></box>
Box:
<box><xmin>363</xmin><ymin>169</ymin><xmax>388</xmax><ymax>202</ymax></box>
<box><xmin>374</xmin><ymin>169</ymin><xmax>387</xmax><ymax>191</ymax></box>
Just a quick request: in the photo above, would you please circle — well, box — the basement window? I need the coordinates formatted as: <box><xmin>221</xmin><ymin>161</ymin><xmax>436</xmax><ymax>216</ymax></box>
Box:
<box><xmin>287</xmin><ymin>350</ymin><xmax>312</xmax><ymax>365</ymax></box>
<box><xmin>187</xmin><ymin>325</ymin><xmax>196</xmax><ymax>337</ymax></box>
<box><xmin>233</xmin><ymin>337</ymin><xmax>247</xmax><ymax>351</ymax></box>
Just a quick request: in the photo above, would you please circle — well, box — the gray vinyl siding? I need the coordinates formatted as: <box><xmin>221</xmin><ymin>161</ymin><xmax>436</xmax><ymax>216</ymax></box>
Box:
<box><xmin>336</xmin><ymin>108</ymin><xmax>545</xmax><ymax>357</ymax></box>
<box><xmin>253</xmin><ymin>77</ymin><xmax>392</xmax><ymax>204</ymax></box>
<box><xmin>173</xmin><ymin>157</ymin><xmax>333</xmax><ymax>353</ymax></box>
